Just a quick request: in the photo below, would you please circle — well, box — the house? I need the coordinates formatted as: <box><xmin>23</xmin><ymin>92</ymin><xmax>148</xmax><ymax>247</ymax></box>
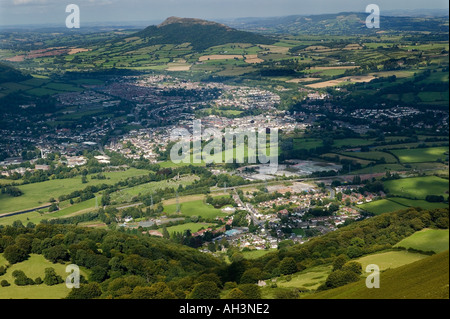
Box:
<box><xmin>94</xmin><ymin>155</ymin><xmax>111</xmax><ymax>164</ymax></box>
<box><xmin>35</xmin><ymin>165</ymin><xmax>50</xmax><ymax>171</ymax></box>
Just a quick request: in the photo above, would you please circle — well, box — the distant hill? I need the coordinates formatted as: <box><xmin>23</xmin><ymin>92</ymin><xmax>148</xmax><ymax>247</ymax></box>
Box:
<box><xmin>0</xmin><ymin>63</ymin><xmax>30</xmax><ymax>84</ymax></box>
<box><xmin>221</xmin><ymin>12</ymin><xmax>450</xmax><ymax>35</ymax></box>
<box><xmin>131</xmin><ymin>16</ymin><xmax>275</xmax><ymax>51</ymax></box>
<box><xmin>306</xmin><ymin>250</ymin><xmax>449</xmax><ymax>299</ymax></box>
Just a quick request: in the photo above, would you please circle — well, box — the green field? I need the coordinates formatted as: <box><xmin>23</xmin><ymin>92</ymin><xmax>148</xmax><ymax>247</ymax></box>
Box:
<box><xmin>391</xmin><ymin>147</ymin><xmax>449</xmax><ymax>163</ymax></box>
<box><xmin>394</xmin><ymin>229</ymin><xmax>449</xmax><ymax>254</ymax></box>
<box><xmin>158</xmin><ymin>222</ymin><xmax>214</xmax><ymax>235</ymax></box>
<box><xmin>307</xmin><ymin>251</ymin><xmax>449</xmax><ymax>299</ymax></box>
<box><xmin>340</xmin><ymin>151</ymin><xmax>398</xmax><ymax>163</ymax></box>
<box><xmin>275</xmin><ymin>265</ymin><xmax>332</xmax><ymax>291</ymax></box>
<box><xmin>293</xmin><ymin>138</ymin><xmax>323</xmax><ymax>150</ymax></box>
<box><xmin>333</xmin><ymin>139</ymin><xmax>375</xmax><ymax>148</ymax></box>
<box><xmin>351</xmin><ymin>164</ymin><xmax>406</xmax><ymax>174</ymax></box>
<box><xmin>241</xmin><ymin>249</ymin><xmax>276</xmax><ymax>260</ymax></box>
<box><xmin>356</xmin><ymin>250</ymin><xmax>429</xmax><ymax>273</ymax></box>
<box><xmin>383</xmin><ymin>176</ymin><xmax>449</xmax><ymax>200</ymax></box>
<box><xmin>110</xmin><ymin>175</ymin><xmax>198</xmax><ymax>204</ymax></box>
<box><xmin>259</xmin><ymin>264</ymin><xmax>333</xmax><ymax>298</ymax></box>
<box><xmin>0</xmin><ymin>254</ymin><xmax>89</xmax><ymax>299</ymax></box>
<box><xmin>358</xmin><ymin>197</ymin><xmax>448</xmax><ymax>215</ymax></box>
<box><xmin>164</xmin><ymin>199</ymin><xmax>230</xmax><ymax>220</ymax></box>
<box><xmin>0</xmin><ymin>168</ymin><xmax>149</xmax><ymax>215</ymax></box>
<box><xmin>0</xmin><ymin>197</ymin><xmax>97</xmax><ymax>226</ymax></box>
<box><xmin>388</xmin><ymin>197</ymin><xmax>448</xmax><ymax>210</ymax></box>
<box><xmin>358</xmin><ymin>199</ymin><xmax>408</xmax><ymax>215</ymax></box>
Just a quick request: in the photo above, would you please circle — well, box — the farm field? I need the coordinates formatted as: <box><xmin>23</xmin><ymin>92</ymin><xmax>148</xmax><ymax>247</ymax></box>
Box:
<box><xmin>350</xmin><ymin>164</ymin><xmax>406</xmax><ymax>174</ymax></box>
<box><xmin>241</xmin><ymin>249</ymin><xmax>276</xmax><ymax>260</ymax></box>
<box><xmin>272</xmin><ymin>265</ymin><xmax>332</xmax><ymax>291</ymax></box>
<box><xmin>0</xmin><ymin>198</ymin><xmax>97</xmax><ymax>226</ymax></box>
<box><xmin>387</xmin><ymin>197</ymin><xmax>448</xmax><ymax>210</ymax></box>
<box><xmin>0</xmin><ymin>254</ymin><xmax>89</xmax><ymax>299</ymax></box>
<box><xmin>383</xmin><ymin>176</ymin><xmax>449</xmax><ymax>200</ymax></box>
<box><xmin>332</xmin><ymin>139</ymin><xmax>375</xmax><ymax>148</ymax></box>
<box><xmin>158</xmin><ymin>222</ymin><xmax>214</xmax><ymax>235</ymax></box>
<box><xmin>355</xmin><ymin>250</ymin><xmax>429</xmax><ymax>273</ymax></box>
<box><xmin>394</xmin><ymin>229</ymin><xmax>449</xmax><ymax>254</ymax></box>
<box><xmin>391</xmin><ymin>147</ymin><xmax>449</xmax><ymax>163</ymax></box>
<box><xmin>109</xmin><ymin>175</ymin><xmax>198</xmax><ymax>204</ymax></box>
<box><xmin>358</xmin><ymin>199</ymin><xmax>409</xmax><ymax>215</ymax></box>
<box><xmin>163</xmin><ymin>199</ymin><xmax>231</xmax><ymax>220</ymax></box>
<box><xmin>358</xmin><ymin>197</ymin><xmax>448</xmax><ymax>215</ymax></box>
<box><xmin>0</xmin><ymin>168</ymin><xmax>150</xmax><ymax>215</ymax></box>
<box><xmin>293</xmin><ymin>138</ymin><xmax>323</xmax><ymax>150</ymax></box>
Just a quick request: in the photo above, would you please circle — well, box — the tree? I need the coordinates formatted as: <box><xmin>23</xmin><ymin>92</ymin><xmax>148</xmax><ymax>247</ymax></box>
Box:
<box><xmin>48</xmin><ymin>203</ymin><xmax>59</xmax><ymax>213</ymax></box>
<box><xmin>3</xmin><ymin>245</ymin><xmax>29</xmax><ymax>264</ymax></box>
<box><xmin>43</xmin><ymin>245</ymin><xmax>69</xmax><ymax>263</ymax></box>
<box><xmin>279</xmin><ymin>257</ymin><xmax>298</xmax><ymax>275</ymax></box>
<box><xmin>130</xmin><ymin>283</ymin><xmax>176</xmax><ymax>299</ymax></box>
<box><xmin>188</xmin><ymin>281</ymin><xmax>220</xmax><ymax>299</ymax></box>
<box><xmin>66</xmin><ymin>283</ymin><xmax>102</xmax><ymax>299</ymax></box>
<box><xmin>12</xmin><ymin>270</ymin><xmax>34</xmax><ymax>286</ymax></box>
<box><xmin>240</xmin><ymin>268</ymin><xmax>262</xmax><ymax>284</ymax></box>
<box><xmin>43</xmin><ymin>267</ymin><xmax>64</xmax><ymax>286</ymax></box>
<box><xmin>342</xmin><ymin>261</ymin><xmax>363</xmax><ymax>275</ymax></box>
<box><xmin>162</xmin><ymin>226</ymin><xmax>170</xmax><ymax>239</ymax></box>
<box><xmin>332</xmin><ymin>255</ymin><xmax>348</xmax><ymax>271</ymax></box>
<box><xmin>346</xmin><ymin>245</ymin><xmax>363</xmax><ymax>258</ymax></box>
<box><xmin>324</xmin><ymin>269</ymin><xmax>360</xmax><ymax>289</ymax></box>
<box><xmin>225</xmin><ymin>288</ymin><xmax>246</xmax><ymax>299</ymax></box>
<box><xmin>90</xmin><ymin>266</ymin><xmax>108</xmax><ymax>283</ymax></box>
<box><xmin>238</xmin><ymin>284</ymin><xmax>261</xmax><ymax>299</ymax></box>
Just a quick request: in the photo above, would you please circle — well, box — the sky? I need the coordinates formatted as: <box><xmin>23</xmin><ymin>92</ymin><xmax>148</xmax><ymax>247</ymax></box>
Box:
<box><xmin>0</xmin><ymin>0</ymin><xmax>448</xmax><ymax>26</ymax></box>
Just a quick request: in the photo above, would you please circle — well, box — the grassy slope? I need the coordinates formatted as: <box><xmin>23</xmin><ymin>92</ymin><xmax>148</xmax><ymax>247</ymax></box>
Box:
<box><xmin>358</xmin><ymin>198</ymin><xmax>449</xmax><ymax>215</ymax></box>
<box><xmin>394</xmin><ymin>229</ymin><xmax>449</xmax><ymax>253</ymax></box>
<box><xmin>306</xmin><ymin>250</ymin><xmax>449</xmax><ymax>299</ymax></box>
<box><xmin>355</xmin><ymin>250</ymin><xmax>429</xmax><ymax>273</ymax></box>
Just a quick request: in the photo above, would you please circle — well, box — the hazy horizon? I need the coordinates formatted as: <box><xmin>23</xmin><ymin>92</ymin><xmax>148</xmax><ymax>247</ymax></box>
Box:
<box><xmin>0</xmin><ymin>0</ymin><xmax>448</xmax><ymax>27</ymax></box>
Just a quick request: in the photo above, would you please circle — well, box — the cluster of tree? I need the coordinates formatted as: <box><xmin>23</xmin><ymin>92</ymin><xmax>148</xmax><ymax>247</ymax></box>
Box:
<box><xmin>0</xmin><ymin>223</ymin><xmax>224</xmax><ymax>299</ymax></box>
<box><xmin>1</xmin><ymin>185</ymin><xmax>23</xmax><ymax>197</ymax></box>
<box><xmin>205</xmin><ymin>195</ymin><xmax>235</xmax><ymax>208</ymax></box>
<box><xmin>318</xmin><ymin>257</ymin><xmax>362</xmax><ymax>291</ymax></box>
<box><xmin>426</xmin><ymin>195</ymin><xmax>447</xmax><ymax>203</ymax></box>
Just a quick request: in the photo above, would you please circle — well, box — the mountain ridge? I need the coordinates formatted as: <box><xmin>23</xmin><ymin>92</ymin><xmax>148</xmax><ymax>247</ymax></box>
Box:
<box><xmin>131</xmin><ymin>16</ymin><xmax>275</xmax><ymax>51</ymax></box>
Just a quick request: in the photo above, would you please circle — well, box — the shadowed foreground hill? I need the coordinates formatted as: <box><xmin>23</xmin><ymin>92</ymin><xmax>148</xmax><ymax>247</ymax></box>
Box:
<box><xmin>306</xmin><ymin>250</ymin><xmax>449</xmax><ymax>299</ymax></box>
<box><xmin>0</xmin><ymin>63</ymin><xmax>31</xmax><ymax>84</ymax></box>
